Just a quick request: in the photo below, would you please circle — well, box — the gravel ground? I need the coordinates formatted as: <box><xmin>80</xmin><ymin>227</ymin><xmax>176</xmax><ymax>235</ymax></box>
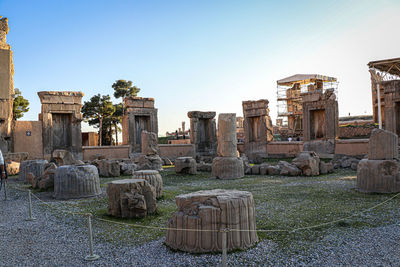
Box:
<box><xmin>1</xmin><ymin>184</ymin><xmax>400</xmax><ymax>266</ymax></box>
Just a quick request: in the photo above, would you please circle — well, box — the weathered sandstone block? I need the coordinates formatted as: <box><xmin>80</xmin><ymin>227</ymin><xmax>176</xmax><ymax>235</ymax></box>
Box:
<box><xmin>141</xmin><ymin>130</ymin><xmax>160</xmax><ymax>155</ymax></box>
<box><xmin>19</xmin><ymin>160</ymin><xmax>48</xmax><ymax>182</ymax></box>
<box><xmin>292</xmin><ymin>151</ymin><xmax>320</xmax><ymax>176</ymax></box>
<box><xmin>357</xmin><ymin>159</ymin><xmax>400</xmax><ymax>193</ymax></box>
<box><xmin>52</xmin><ymin>149</ymin><xmax>84</xmax><ymax>166</ymax></box>
<box><xmin>217</xmin><ymin>113</ymin><xmax>237</xmax><ymax>157</ymax></box>
<box><xmin>175</xmin><ymin>157</ymin><xmax>197</xmax><ymax>174</ymax></box>
<box><xmin>212</xmin><ymin>157</ymin><xmax>244</xmax><ymax>179</ymax></box>
<box><xmin>98</xmin><ymin>159</ymin><xmax>121</xmax><ymax>177</ymax></box>
<box><xmin>133</xmin><ymin>170</ymin><xmax>163</xmax><ymax>198</ymax></box>
<box><xmin>165</xmin><ymin>189</ymin><xmax>258</xmax><ymax>253</ymax></box>
<box><xmin>368</xmin><ymin>129</ymin><xmax>398</xmax><ymax>160</ymax></box>
<box><xmin>54</xmin><ymin>165</ymin><xmax>101</xmax><ymax>199</ymax></box>
<box><xmin>6</xmin><ymin>161</ymin><xmax>19</xmax><ymax>176</ymax></box>
<box><xmin>137</xmin><ymin>155</ymin><xmax>163</xmax><ymax>171</ymax></box>
<box><xmin>106</xmin><ymin>179</ymin><xmax>157</xmax><ymax>218</ymax></box>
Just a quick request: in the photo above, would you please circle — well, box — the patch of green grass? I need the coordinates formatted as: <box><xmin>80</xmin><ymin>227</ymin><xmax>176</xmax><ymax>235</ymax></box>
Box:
<box><xmin>24</xmin><ymin>168</ymin><xmax>400</xmax><ymax>250</ymax></box>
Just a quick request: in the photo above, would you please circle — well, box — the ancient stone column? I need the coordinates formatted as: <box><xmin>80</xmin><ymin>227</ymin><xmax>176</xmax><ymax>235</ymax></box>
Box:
<box><xmin>133</xmin><ymin>170</ymin><xmax>163</xmax><ymax>198</ymax></box>
<box><xmin>54</xmin><ymin>165</ymin><xmax>101</xmax><ymax>199</ymax></box>
<box><xmin>212</xmin><ymin>113</ymin><xmax>244</xmax><ymax>179</ymax></box>
<box><xmin>106</xmin><ymin>179</ymin><xmax>157</xmax><ymax>218</ymax></box>
<box><xmin>165</xmin><ymin>189</ymin><xmax>258</xmax><ymax>253</ymax></box>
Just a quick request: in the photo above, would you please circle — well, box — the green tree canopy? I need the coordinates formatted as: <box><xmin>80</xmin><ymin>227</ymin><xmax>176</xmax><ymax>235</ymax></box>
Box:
<box><xmin>112</xmin><ymin>79</ymin><xmax>140</xmax><ymax>99</ymax></box>
<box><xmin>13</xmin><ymin>88</ymin><xmax>30</xmax><ymax>120</ymax></box>
<box><xmin>82</xmin><ymin>94</ymin><xmax>115</xmax><ymax>146</ymax></box>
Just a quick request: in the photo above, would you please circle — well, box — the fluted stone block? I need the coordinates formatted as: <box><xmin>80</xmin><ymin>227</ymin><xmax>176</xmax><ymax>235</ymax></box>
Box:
<box><xmin>212</xmin><ymin>157</ymin><xmax>244</xmax><ymax>179</ymax></box>
<box><xmin>357</xmin><ymin>159</ymin><xmax>400</xmax><ymax>193</ymax></box>
<box><xmin>133</xmin><ymin>170</ymin><xmax>163</xmax><ymax>198</ymax></box>
<box><xmin>165</xmin><ymin>189</ymin><xmax>258</xmax><ymax>253</ymax></box>
<box><xmin>217</xmin><ymin>113</ymin><xmax>237</xmax><ymax>157</ymax></box>
<box><xmin>175</xmin><ymin>157</ymin><xmax>197</xmax><ymax>174</ymax></box>
<box><xmin>107</xmin><ymin>179</ymin><xmax>157</xmax><ymax>218</ymax></box>
<box><xmin>54</xmin><ymin>165</ymin><xmax>101</xmax><ymax>199</ymax></box>
<box><xmin>19</xmin><ymin>160</ymin><xmax>48</xmax><ymax>182</ymax></box>
<box><xmin>369</xmin><ymin>129</ymin><xmax>398</xmax><ymax>160</ymax></box>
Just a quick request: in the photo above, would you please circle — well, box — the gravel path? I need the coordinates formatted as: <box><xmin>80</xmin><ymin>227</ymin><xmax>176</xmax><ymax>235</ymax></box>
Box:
<box><xmin>1</xmin><ymin>185</ymin><xmax>400</xmax><ymax>266</ymax></box>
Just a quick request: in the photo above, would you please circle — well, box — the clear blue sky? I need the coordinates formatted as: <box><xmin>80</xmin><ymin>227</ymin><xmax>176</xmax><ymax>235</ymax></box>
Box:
<box><xmin>1</xmin><ymin>0</ymin><xmax>399</xmax><ymax>135</ymax></box>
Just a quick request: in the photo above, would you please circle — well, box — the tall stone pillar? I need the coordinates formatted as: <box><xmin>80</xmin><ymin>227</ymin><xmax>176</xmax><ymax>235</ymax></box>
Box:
<box><xmin>212</xmin><ymin>113</ymin><xmax>244</xmax><ymax>179</ymax></box>
<box><xmin>0</xmin><ymin>17</ymin><xmax>14</xmax><ymax>152</ymax></box>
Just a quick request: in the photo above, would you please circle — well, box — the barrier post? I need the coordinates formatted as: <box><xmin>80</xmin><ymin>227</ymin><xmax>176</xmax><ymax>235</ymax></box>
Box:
<box><xmin>84</xmin><ymin>213</ymin><xmax>100</xmax><ymax>261</ymax></box>
<box><xmin>4</xmin><ymin>179</ymin><xmax>7</xmax><ymax>200</ymax></box>
<box><xmin>25</xmin><ymin>190</ymin><xmax>36</xmax><ymax>221</ymax></box>
<box><xmin>221</xmin><ymin>228</ymin><xmax>228</xmax><ymax>267</ymax></box>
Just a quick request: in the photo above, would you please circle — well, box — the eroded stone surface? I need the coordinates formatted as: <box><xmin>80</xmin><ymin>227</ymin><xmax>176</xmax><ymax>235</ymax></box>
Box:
<box><xmin>54</xmin><ymin>165</ymin><xmax>101</xmax><ymax>199</ymax></box>
<box><xmin>106</xmin><ymin>179</ymin><xmax>157</xmax><ymax>218</ymax></box>
<box><xmin>6</xmin><ymin>161</ymin><xmax>19</xmax><ymax>175</ymax></box>
<box><xmin>141</xmin><ymin>131</ymin><xmax>159</xmax><ymax>155</ymax></box>
<box><xmin>52</xmin><ymin>149</ymin><xmax>84</xmax><ymax>166</ymax></box>
<box><xmin>212</xmin><ymin>157</ymin><xmax>244</xmax><ymax>179</ymax></box>
<box><xmin>133</xmin><ymin>170</ymin><xmax>163</xmax><ymax>198</ymax></box>
<box><xmin>217</xmin><ymin>113</ymin><xmax>237</xmax><ymax>157</ymax></box>
<box><xmin>292</xmin><ymin>151</ymin><xmax>320</xmax><ymax>176</ymax></box>
<box><xmin>19</xmin><ymin>160</ymin><xmax>48</xmax><ymax>182</ymax></box>
<box><xmin>175</xmin><ymin>157</ymin><xmax>197</xmax><ymax>174</ymax></box>
<box><xmin>357</xmin><ymin>159</ymin><xmax>400</xmax><ymax>193</ymax></box>
<box><xmin>165</xmin><ymin>189</ymin><xmax>258</xmax><ymax>253</ymax></box>
<box><xmin>368</xmin><ymin>129</ymin><xmax>398</xmax><ymax>160</ymax></box>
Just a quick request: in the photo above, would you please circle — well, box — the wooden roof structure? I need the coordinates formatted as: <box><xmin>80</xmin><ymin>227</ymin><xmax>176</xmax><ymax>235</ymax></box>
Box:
<box><xmin>277</xmin><ymin>74</ymin><xmax>337</xmax><ymax>86</ymax></box>
<box><xmin>368</xmin><ymin>57</ymin><xmax>400</xmax><ymax>77</ymax></box>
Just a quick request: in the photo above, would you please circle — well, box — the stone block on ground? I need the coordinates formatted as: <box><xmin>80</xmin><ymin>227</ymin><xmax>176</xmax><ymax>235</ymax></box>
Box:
<box><xmin>319</xmin><ymin>161</ymin><xmax>333</xmax><ymax>174</ymax></box>
<box><xmin>52</xmin><ymin>149</ymin><xmax>83</xmax><ymax>166</ymax></box>
<box><xmin>175</xmin><ymin>157</ymin><xmax>197</xmax><ymax>174</ymax></box>
<box><xmin>141</xmin><ymin>131</ymin><xmax>160</xmax><ymax>155</ymax></box>
<box><xmin>292</xmin><ymin>151</ymin><xmax>320</xmax><ymax>176</ymax></box>
<box><xmin>54</xmin><ymin>165</ymin><xmax>101</xmax><ymax>199</ymax></box>
<box><xmin>106</xmin><ymin>179</ymin><xmax>157</xmax><ymax>218</ymax></box>
<box><xmin>278</xmin><ymin>161</ymin><xmax>301</xmax><ymax>176</ymax></box>
<box><xmin>212</xmin><ymin>157</ymin><xmax>244</xmax><ymax>179</ymax></box>
<box><xmin>133</xmin><ymin>170</ymin><xmax>163</xmax><ymax>198</ymax></box>
<box><xmin>19</xmin><ymin>160</ymin><xmax>48</xmax><ymax>182</ymax></box>
<box><xmin>357</xmin><ymin>159</ymin><xmax>400</xmax><ymax>193</ymax></box>
<box><xmin>137</xmin><ymin>155</ymin><xmax>163</xmax><ymax>171</ymax></box>
<box><xmin>250</xmin><ymin>164</ymin><xmax>260</xmax><ymax>175</ymax></box>
<box><xmin>368</xmin><ymin>128</ymin><xmax>398</xmax><ymax>160</ymax></box>
<box><xmin>98</xmin><ymin>159</ymin><xmax>121</xmax><ymax>177</ymax></box>
<box><xmin>165</xmin><ymin>189</ymin><xmax>258</xmax><ymax>253</ymax></box>
<box><xmin>267</xmin><ymin>165</ymin><xmax>281</xmax><ymax>175</ymax></box>
<box><xmin>4</xmin><ymin>152</ymin><xmax>29</xmax><ymax>162</ymax></box>
<box><xmin>120</xmin><ymin>161</ymin><xmax>137</xmax><ymax>176</ymax></box>
<box><xmin>196</xmin><ymin>161</ymin><xmax>212</xmax><ymax>172</ymax></box>
<box><xmin>259</xmin><ymin>163</ymin><xmax>269</xmax><ymax>175</ymax></box>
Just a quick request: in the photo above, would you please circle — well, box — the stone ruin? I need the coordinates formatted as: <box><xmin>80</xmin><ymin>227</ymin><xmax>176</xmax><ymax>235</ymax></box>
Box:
<box><xmin>165</xmin><ymin>189</ymin><xmax>258</xmax><ymax>253</ymax></box>
<box><xmin>242</xmin><ymin>99</ymin><xmax>273</xmax><ymax>161</ymax></box>
<box><xmin>107</xmin><ymin>179</ymin><xmax>157</xmax><ymax>218</ymax></box>
<box><xmin>122</xmin><ymin>97</ymin><xmax>158</xmax><ymax>156</ymax></box>
<box><xmin>54</xmin><ymin>165</ymin><xmax>101</xmax><ymax>200</ymax></box>
<box><xmin>132</xmin><ymin>170</ymin><xmax>163</xmax><ymax>199</ymax></box>
<box><xmin>175</xmin><ymin>156</ymin><xmax>197</xmax><ymax>175</ymax></box>
<box><xmin>212</xmin><ymin>113</ymin><xmax>244</xmax><ymax>179</ymax></box>
<box><xmin>357</xmin><ymin>129</ymin><xmax>400</xmax><ymax>193</ymax></box>
<box><xmin>187</xmin><ymin>111</ymin><xmax>217</xmax><ymax>161</ymax></box>
<box><xmin>38</xmin><ymin>91</ymin><xmax>84</xmax><ymax>160</ymax></box>
<box><xmin>382</xmin><ymin>80</ymin><xmax>400</xmax><ymax>136</ymax></box>
<box><xmin>0</xmin><ymin>16</ymin><xmax>14</xmax><ymax>152</ymax></box>
<box><xmin>137</xmin><ymin>130</ymin><xmax>163</xmax><ymax>171</ymax></box>
<box><xmin>302</xmin><ymin>89</ymin><xmax>338</xmax><ymax>156</ymax></box>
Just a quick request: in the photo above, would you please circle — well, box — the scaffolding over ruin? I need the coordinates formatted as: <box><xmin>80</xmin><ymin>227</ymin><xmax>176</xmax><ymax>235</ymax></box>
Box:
<box><xmin>276</xmin><ymin>74</ymin><xmax>338</xmax><ymax>137</ymax></box>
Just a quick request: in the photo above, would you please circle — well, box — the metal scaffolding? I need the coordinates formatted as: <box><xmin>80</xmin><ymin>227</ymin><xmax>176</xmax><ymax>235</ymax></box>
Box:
<box><xmin>276</xmin><ymin>74</ymin><xmax>338</xmax><ymax>136</ymax></box>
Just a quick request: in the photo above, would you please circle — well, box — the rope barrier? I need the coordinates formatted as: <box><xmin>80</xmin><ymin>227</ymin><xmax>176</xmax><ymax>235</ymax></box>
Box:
<box><xmin>6</xmin><ymin>183</ymin><xmax>400</xmax><ymax>234</ymax></box>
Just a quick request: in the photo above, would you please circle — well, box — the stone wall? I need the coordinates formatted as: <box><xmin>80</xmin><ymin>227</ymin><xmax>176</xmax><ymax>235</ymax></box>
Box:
<box><xmin>338</xmin><ymin>126</ymin><xmax>374</xmax><ymax>139</ymax></box>
<box><xmin>266</xmin><ymin>141</ymin><xmax>303</xmax><ymax>157</ymax></box>
<box><xmin>242</xmin><ymin>99</ymin><xmax>273</xmax><ymax>159</ymax></box>
<box><xmin>335</xmin><ymin>139</ymin><xmax>369</xmax><ymax>156</ymax></box>
<box><xmin>13</xmin><ymin>121</ymin><xmax>44</xmax><ymax>159</ymax></box>
<box><xmin>82</xmin><ymin>145</ymin><xmax>130</xmax><ymax>161</ymax></box>
<box><xmin>123</xmin><ymin>97</ymin><xmax>158</xmax><ymax>155</ymax></box>
<box><xmin>159</xmin><ymin>144</ymin><xmax>195</xmax><ymax>160</ymax></box>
